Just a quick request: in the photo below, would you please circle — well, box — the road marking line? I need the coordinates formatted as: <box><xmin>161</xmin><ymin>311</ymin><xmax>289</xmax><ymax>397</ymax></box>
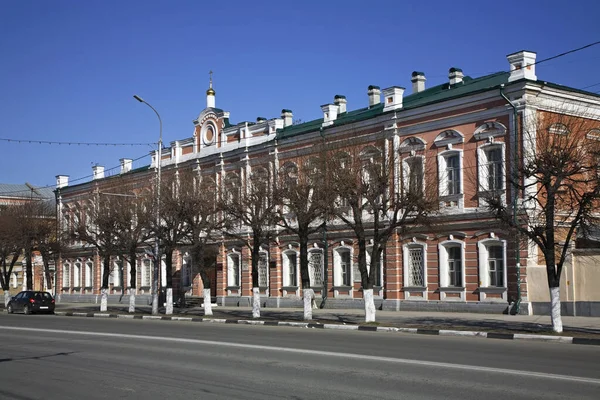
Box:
<box><xmin>1</xmin><ymin>325</ymin><xmax>598</xmax><ymax>385</ymax></box>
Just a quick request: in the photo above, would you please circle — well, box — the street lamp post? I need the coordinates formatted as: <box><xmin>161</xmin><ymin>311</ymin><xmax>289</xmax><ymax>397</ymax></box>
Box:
<box><xmin>133</xmin><ymin>94</ymin><xmax>162</xmax><ymax>316</ymax></box>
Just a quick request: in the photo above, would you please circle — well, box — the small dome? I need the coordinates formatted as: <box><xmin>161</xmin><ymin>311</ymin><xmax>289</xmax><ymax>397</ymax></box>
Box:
<box><xmin>206</xmin><ymin>87</ymin><xmax>215</xmax><ymax>96</ymax></box>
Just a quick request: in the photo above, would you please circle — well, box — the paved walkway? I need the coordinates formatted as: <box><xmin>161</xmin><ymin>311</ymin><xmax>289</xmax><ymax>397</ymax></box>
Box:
<box><xmin>53</xmin><ymin>302</ymin><xmax>600</xmax><ymax>336</ymax></box>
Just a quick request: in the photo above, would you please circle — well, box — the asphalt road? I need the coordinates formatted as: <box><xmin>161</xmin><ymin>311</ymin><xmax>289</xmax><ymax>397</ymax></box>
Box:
<box><xmin>1</xmin><ymin>314</ymin><xmax>599</xmax><ymax>400</ymax></box>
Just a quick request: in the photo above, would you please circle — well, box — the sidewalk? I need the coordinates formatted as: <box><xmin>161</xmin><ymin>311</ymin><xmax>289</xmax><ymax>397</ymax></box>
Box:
<box><xmin>52</xmin><ymin>302</ymin><xmax>600</xmax><ymax>339</ymax></box>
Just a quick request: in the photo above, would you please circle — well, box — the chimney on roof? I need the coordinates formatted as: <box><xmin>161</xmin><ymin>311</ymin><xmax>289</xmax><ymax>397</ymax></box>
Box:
<box><xmin>256</xmin><ymin>117</ymin><xmax>267</xmax><ymax>123</ymax></box>
<box><xmin>411</xmin><ymin>71</ymin><xmax>426</xmax><ymax>93</ymax></box>
<box><xmin>449</xmin><ymin>68</ymin><xmax>464</xmax><ymax>85</ymax></box>
<box><xmin>382</xmin><ymin>86</ymin><xmax>405</xmax><ymax>112</ymax></box>
<box><xmin>334</xmin><ymin>95</ymin><xmax>347</xmax><ymax>114</ymax></box>
<box><xmin>120</xmin><ymin>158</ymin><xmax>132</xmax><ymax>174</ymax></box>
<box><xmin>368</xmin><ymin>85</ymin><xmax>381</xmax><ymax>107</ymax></box>
<box><xmin>321</xmin><ymin>103</ymin><xmax>339</xmax><ymax>127</ymax></box>
<box><xmin>281</xmin><ymin>109</ymin><xmax>293</xmax><ymax>127</ymax></box>
<box><xmin>92</xmin><ymin>165</ymin><xmax>105</xmax><ymax>180</ymax></box>
<box><xmin>507</xmin><ymin>50</ymin><xmax>537</xmax><ymax>82</ymax></box>
<box><xmin>56</xmin><ymin>175</ymin><xmax>69</xmax><ymax>188</ymax></box>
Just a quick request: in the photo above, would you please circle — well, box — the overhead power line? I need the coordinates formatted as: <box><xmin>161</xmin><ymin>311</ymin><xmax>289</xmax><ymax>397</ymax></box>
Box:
<box><xmin>0</xmin><ymin>138</ymin><xmax>155</xmax><ymax>147</ymax></box>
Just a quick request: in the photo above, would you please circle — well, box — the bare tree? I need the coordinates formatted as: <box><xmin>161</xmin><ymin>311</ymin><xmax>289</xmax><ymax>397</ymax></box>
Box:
<box><xmin>222</xmin><ymin>165</ymin><xmax>278</xmax><ymax>318</ymax></box>
<box><xmin>106</xmin><ymin>185</ymin><xmax>154</xmax><ymax>313</ymax></box>
<box><xmin>276</xmin><ymin>148</ymin><xmax>334</xmax><ymax>320</ymax></box>
<box><xmin>153</xmin><ymin>171</ymin><xmax>191</xmax><ymax>315</ymax></box>
<box><xmin>73</xmin><ymin>191</ymin><xmax>125</xmax><ymax>311</ymax></box>
<box><xmin>329</xmin><ymin>136</ymin><xmax>437</xmax><ymax>322</ymax></box>
<box><xmin>484</xmin><ymin>109</ymin><xmax>600</xmax><ymax>332</ymax></box>
<box><xmin>178</xmin><ymin>169</ymin><xmax>223</xmax><ymax>316</ymax></box>
<box><xmin>0</xmin><ymin>206</ymin><xmax>22</xmax><ymax>306</ymax></box>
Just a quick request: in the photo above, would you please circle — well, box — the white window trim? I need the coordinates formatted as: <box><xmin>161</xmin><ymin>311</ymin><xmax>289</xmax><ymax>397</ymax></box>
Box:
<box><xmin>282</xmin><ymin>250</ymin><xmax>299</xmax><ymax>293</ymax></box>
<box><xmin>332</xmin><ymin>245</ymin><xmax>353</xmax><ymax>297</ymax></box>
<box><xmin>11</xmin><ymin>272</ymin><xmax>18</xmax><ymax>288</ymax></box>
<box><xmin>258</xmin><ymin>250</ymin><xmax>269</xmax><ymax>289</ymax></box>
<box><xmin>73</xmin><ymin>261</ymin><xmax>82</xmax><ymax>288</ymax></box>
<box><xmin>437</xmin><ymin>149</ymin><xmax>464</xmax><ymax>209</ymax></box>
<box><xmin>85</xmin><ymin>261</ymin><xmax>93</xmax><ymax>289</ymax></box>
<box><xmin>63</xmin><ymin>262</ymin><xmax>71</xmax><ymax>288</ymax></box>
<box><xmin>477</xmin><ymin>238</ymin><xmax>508</xmax><ymax>302</ymax></box>
<box><xmin>402</xmin><ymin>241</ymin><xmax>428</xmax><ymax>300</ymax></box>
<box><xmin>308</xmin><ymin>248</ymin><xmax>324</xmax><ymax>288</ymax></box>
<box><xmin>141</xmin><ymin>258</ymin><xmax>152</xmax><ymax>289</ymax></box>
<box><xmin>477</xmin><ymin>141</ymin><xmax>506</xmax><ymax>202</ymax></box>
<box><xmin>402</xmin><ymin>155</ymin><xmax>425</xmax><ymax>196</ymax></box>
<box><xmin>438</xmin><ymin>240</ymin><xmax>466</xmax><ymax>301</ymax></box>
<box><xmin>227</xmin><ymin>250</ymin><xmax>241</xmax><ymax>288</ymax></box>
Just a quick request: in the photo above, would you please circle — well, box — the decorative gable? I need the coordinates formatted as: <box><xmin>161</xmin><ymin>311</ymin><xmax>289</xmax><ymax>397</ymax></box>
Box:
<box><xmin>399</xmin><ymin>137</ymin><xmax>426</xmax><ymax>154</ymax></box>
<box><xmin>434</xmin><ymin>129</ymin><xmax>464</xmax><ymax>148</ymax></box>
<box><xmin>474</xmin><ymin>121</ymin><xmax>507</xmax><ymax>141</ymax></box>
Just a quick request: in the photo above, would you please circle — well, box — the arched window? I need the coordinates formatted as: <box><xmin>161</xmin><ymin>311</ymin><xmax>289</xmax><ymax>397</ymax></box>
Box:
<box><xmin>438</xmin><ymin>239</ymin><xmax>466</xmax><ymax>301</ymax></box>
<box><xmin>402</xmin><ymin>155</ymin><xmax>424</xmax><ymax>195</ymax></box>
<box><xmin>141</xmin><ymin>259</ymin><xmax>152</xmax><ymax>287</ymax></box>
<box><xmin>85</xmin><ymin>261</ymin><xmax>93</xmax><ymax>288</ymax></box>
<box><xmin>62</xmin><ymin>262</ymin><xmax>71</xmax><ymax>288</ymax></box>
<box><xmin>258</xmin><ymin>250</ymin><xmax>269</xmax><ymax>288</ymax></box>
<box><xmin>477</xmin><ymin>142</ymin><xmax>505</xmax><ymax>192</ymax></box>
<box><xmin>333</xmin><ymin>246</ymin><xmax>353</xmax><ymax>287</ymax></box>
<box><xmin>308</xmin><ymin>248</ymin><xmax>324</xmax><ymax>287</ymax></box>
<box><xmin>227</xmin><ymin>251</ymin><xmax>241</xmax><ymax>287</ymax></box>
<box><xmin>282</xmin><ymin>162</ymin><xmax>298</xmax><ymax>188</ymax></box>
<box><xmin>224</xmin><ymin>173</ymin><xmax>241</xmax><ymax>204</ymax></box>
<box><xmin>73</xmin><ymin>261</ymin><xmax>82</xmax><ymax>288</ymax></box>
<box><xmin>282</xmin><ymin>250</ymin><xmax>298</xmax><ymax>287</ymax></box>
<box><xmin>403</xmin><ymin>243</ymin><xmax>426</xmax><ymax>287</ymax></box>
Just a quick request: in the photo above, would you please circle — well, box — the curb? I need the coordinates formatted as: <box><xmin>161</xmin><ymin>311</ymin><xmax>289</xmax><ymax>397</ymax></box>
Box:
<box><xmin>53</xmin><ymin>311</ymin><xmax>600</xmax><ymax>346</ymax></box>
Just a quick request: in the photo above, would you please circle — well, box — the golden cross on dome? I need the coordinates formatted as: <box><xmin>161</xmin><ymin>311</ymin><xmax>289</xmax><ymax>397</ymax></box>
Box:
<box><xmin>209</xmin><ymin>70</ymin><xmax>213</xmax><ymax>87</ymax></box>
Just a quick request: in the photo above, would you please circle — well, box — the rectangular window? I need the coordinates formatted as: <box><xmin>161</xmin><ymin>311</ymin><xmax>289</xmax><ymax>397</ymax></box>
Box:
<box><xmin>408</xmin><ymin>247</ymin><xmax>425</xmax><ymax>286</ymax></box>
<box><xmin>485</xmin><ymin>148</ymin><xmax>503</xmax><ymax>190</ymax></box>
<box><xmin>309</xmin><ymin>251</ymin><xmax>323</xmax><ymax>287</ymax></box>
<box><xmin>63</xmin><ymin>265</ymin><xmax>70</xmax><ymax>287</ymax></box>
<box><xmin>488</xmin><ymin>245</ymin><xmax>504</xmax><ymax>287</ymax></box>
<box><xmin>142</xmin><ymin>260</ymin><xmax>151</xmax><ymax>287</ymax></box>
<box><xmin>287</xmin><ymin>253</ymin><xmax>297</xmax><ymax>286</ymax></box>
<box><xmin>446</xmin><ymin>155</ymin><xmax>460</xmax><ymax>195</ymax></box>
<box><xmin>229</xmin><ymin>255</ymin><xmax>240</xmax><ymax>287</ymax></box>
<box><xmin>407</xmin><ymin>158</ymin><xmax>424</xmax><ymax>195</ymax></box>
<box><xmin>340</xmin><ymin>250</ymin><xmax>351</xmax><ymax>286</ymax></box>
<box><xmin>258</xmin><ymin>253</ymin><xmax>268</xmax><ymax>287</ymax></box>
<box><xmin>85</xmin><ymin>262</ymin><xmax>93</xmax><ymax>287</ymax></box>
<box><xmin>447</xmin><ymin>246</ymin><xmax>462</xmax><ymax>287</ymax></box>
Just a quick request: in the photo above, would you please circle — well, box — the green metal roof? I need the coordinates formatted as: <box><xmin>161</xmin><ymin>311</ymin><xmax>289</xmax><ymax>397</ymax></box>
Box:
<box><xmin>277</xmin><ymin>71</ymin><xmax>512</xmax><ymax>140</ymax></box>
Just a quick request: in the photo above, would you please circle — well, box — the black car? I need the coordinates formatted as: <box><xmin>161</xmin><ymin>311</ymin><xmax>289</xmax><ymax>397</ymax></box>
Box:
<box><xmin>7</xmin><ymin>291</ymin><xmax>55</xmax><ymax>315</ymax></box>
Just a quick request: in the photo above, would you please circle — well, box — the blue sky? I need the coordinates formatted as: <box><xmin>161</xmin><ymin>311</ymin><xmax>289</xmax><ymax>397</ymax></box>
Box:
<box><xmin>1</xmin><ymin>0</ymin><xmax>599</xmax><ymax>190</ymax></box>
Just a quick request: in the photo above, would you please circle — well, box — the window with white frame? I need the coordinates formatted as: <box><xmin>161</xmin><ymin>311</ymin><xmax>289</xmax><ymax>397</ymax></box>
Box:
<box><xmin>63</xmin><ymin>263</ymin><xmax>70</xmax><ymax>287</ymax></box>
<box><xmin>439</xmin><ymin>242</ymin><xmax>465</xmax><ymax>288</ymax></box>
<box><xmin>113</xmin><ymin>260</ymin><xmax>122</xmax><ymax>287</ymax></box>
<box><xmin>258</xmin><ymin>251</ymin><xmax>269</xmax><ymax>287</ymax></box>
<box><xmin>74</xmin><ymin>262</ymin><xmax>82</xmax><ymax>287</ymax></box>
<box><xmin>405</xmin><ymin>244</ymin><xmax>425</xmax><ymax>287</ymax></box>
<box><xmin>11</xmin><ymin>272</ymin><xmax>18</xmax><ymax>288</ymax></box>
<box><xmin>123</xmin><ymin>261</ymin><xmax>131</xmax><ymax>288</ymax></box>
<box><xmin>366</xmin><ymin>247</ymin><xmax>384</xmax><ymax>287</ymax></box>
<box><xmin>478</xmin><ymin>144</ymin><xmax>505</xmax><ymax>192</ymax></box>
<box><xmin>182</xmin><ymin>254</ymin><xmax>191</xmax><ymax>287</ymax></box>
<box><xmin>282</xmin><ymin>251</ymin><xmax>298</xmax><ymax>287</ymax></box>
<box><xmin>85</xmin><ymin>261</ymin><xmax>93</xmax><ymax>287</ymax></box>
<box><xmin>101</xmin><ymin>262</ymin><xmax>114</xmax><ymax>286</ymax></box>
<box><xmin>228</xmin><ymin>252</ymin><xmax>241</xmax><ymax>287</ymax></box>
<box><xmin>478</xmin><ymin>240</ymin><xmax>507</xmax><ymax>288</ymax></box>
<box><xmin>160</xmin><ymin>258</ymin><xmax>166</xmax><ymax>288</ymax></box>
<box><xmin>308</xmin><ymin>249</ymin><xmax>324</xmax><ymax>287</ymax></box>
<box><xmin>333</xmin><ymin>247</ymin><xmax>352</xmax><ymax>286</ymax></box>
<box><xmin>403</xmin><ymin>156</ymin><xmax>424</xmax><ymax>195</ymax></box>
<box><xmin>438</xmin><ymin>151</ymin><xmax>462</xmax><ymax>197</ymax></box>
<box><xmin>141</xmin><ymin>259</ymin><xmax>151</xmax><ymax>287</ymax></box>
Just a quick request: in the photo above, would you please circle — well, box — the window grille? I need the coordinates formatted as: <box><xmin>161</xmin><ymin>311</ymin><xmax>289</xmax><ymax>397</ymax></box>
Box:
<box><xmin>408</xmin><ymin>247</ymin><xmax>424</xmax><ymax>286</ymax></box>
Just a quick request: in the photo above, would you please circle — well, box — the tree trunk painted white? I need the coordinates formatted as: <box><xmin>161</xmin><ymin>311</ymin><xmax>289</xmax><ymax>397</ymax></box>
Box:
<box><xmin>203</xmin><ymin>288</ymin><xmax>213</xmax><ymax>316</ymax></box>
<box><xmin>151</xmin><ymin>290</ymin><xmax>158</xmax><ymax>315</ymax></box>
<box><xmin>100</xmin><ymin>288</ymin><xmax>108</xmax><ymax>312</ymax></box>
<box><xmin>166</xmin><ymin>288</ymin><xmax>173</xmax><ymax>315</ymax></box>
<box><xmin>128</xmin><ymin>288</ymin><xmax>136</xmax><ymax>313</ymax></box>
<box><xmin>303</xmin><ymin>288</ymin><xmax>314</xmax><ymax>321</ymax></box>
<box><xmin>363</xmin><ymin>289</ymin><xmax>376</xmax><ymax>323</ymax></box>
<box><xmin>4</xmin><ymin>290</ymin><xmax>10</xmax><ymax>307</ymax></box>
<box><xmin>252</xmin><ymin>287</ymin><xmax>261</xmax><ymax>318</ymax></box>
<box><xmin>550</xmin><ymin>287</ymin><xmax>563</xmax><ymax>333</ymax></box>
